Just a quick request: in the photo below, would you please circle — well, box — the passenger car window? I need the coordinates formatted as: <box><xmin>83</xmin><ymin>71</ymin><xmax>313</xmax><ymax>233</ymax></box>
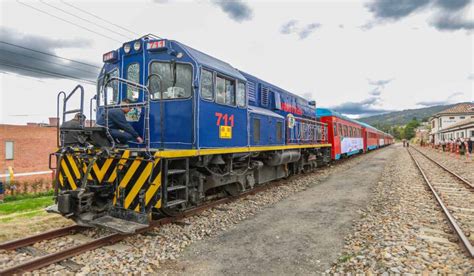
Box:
<box><xmin>236</xmin><ymin>81</ymin><xmax>246</xmax><ymax>107</ymax></box>
<box><xmin>333</xmin><ymin>124</ymin><xmax>337</xmax><ymax>136</ymax></box>
<box><xmin>338</xmin><ymin>123</ymin><xmax>343</xmax><ymax>136</ymax></box>
<box><xmin>201</xmin><ymin>69</ymin><xmax>213</xmax><ymax>100</ymax></box>
<box><xmin>150</xmin><ymin>61</ymin><xmax>192</xmax><ymax>100</ymax></box>
<box><xmin>126</xmin><ymin>63</ymin><xmax>140</xmax><ymax>101</ymax></box>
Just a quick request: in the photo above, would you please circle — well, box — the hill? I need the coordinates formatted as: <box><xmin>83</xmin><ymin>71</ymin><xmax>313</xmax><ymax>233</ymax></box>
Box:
<box><xmin>358</xmin><ymin>103</ymin><xmax>458</xmax><ymax>127</ymax></box>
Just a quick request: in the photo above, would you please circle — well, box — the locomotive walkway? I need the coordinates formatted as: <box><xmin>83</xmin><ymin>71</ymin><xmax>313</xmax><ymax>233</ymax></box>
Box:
<box><xmin>162</xmin><ymin>146</ymin><xmax>396</xmax><ymax>274</ymax></box>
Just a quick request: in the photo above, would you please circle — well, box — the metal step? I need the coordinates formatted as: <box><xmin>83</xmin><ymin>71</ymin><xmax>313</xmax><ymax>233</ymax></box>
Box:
<box><xmin>90</xmin><ymin>215</ymin><xmax>148</xmax><ymax>234</ymax></box>
<box><xmin>168</xmin><ymin>169</ymin><xmax>187</xmax><ymax>175</ymax></box>
<box><xmin>165</xmin><ymin>199</ymin><xmax>187</xmax><ymax>208</ymax></box>
<box><xmin>167</xmin><ymin>185</ymin><xmax>187</xmax><ymax>192</ymax></box>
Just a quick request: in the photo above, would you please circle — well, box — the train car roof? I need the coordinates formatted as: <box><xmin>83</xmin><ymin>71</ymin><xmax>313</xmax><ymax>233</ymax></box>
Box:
<box><xmin>173</xmin><ymin>40</ymin><xmax>246</xmax><ymax>81</ymax></box>
<box><xmin>316</xmin><ymin>108</ymin><xmax>361</xmax><ymax>125</ymax></box>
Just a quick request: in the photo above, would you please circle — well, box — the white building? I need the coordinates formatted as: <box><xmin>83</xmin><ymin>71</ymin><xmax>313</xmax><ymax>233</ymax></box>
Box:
<box><xmin>429</xmin><ymin>103</ymin><xmax>474</xmax><ymax>144</ymax></box>
<box><xmin>440</xmin><ymin>118</ymin><xmax>474</xmax><ymax>141</ymax></box>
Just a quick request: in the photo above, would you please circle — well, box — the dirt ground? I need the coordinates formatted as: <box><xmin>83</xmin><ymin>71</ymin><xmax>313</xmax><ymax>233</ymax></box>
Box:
<box><xmin>161</xmin><ymin>146</ymin><xmax>396</xmax><ymax>275</ymax></box>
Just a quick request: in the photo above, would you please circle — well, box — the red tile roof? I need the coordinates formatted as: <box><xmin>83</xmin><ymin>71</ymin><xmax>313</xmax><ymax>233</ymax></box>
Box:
<box><xmin>437</xmin><ymin>103</ymin><xmax>474</xmax><ymax>115</ymax></box>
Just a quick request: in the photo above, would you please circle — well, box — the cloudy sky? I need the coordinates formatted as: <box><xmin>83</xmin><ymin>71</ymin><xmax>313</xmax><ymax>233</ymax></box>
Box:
<box><xmin>0</xmin><ymin>0</ymin><xmax>472</xmax><ymax>124</ymax></box>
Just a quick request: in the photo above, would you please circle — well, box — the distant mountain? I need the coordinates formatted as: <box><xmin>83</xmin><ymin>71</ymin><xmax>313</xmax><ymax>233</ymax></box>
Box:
<box><xmin>358</xmin><ymin>103</ymin><xmax>460</xmax><ymax>127</ymax></box>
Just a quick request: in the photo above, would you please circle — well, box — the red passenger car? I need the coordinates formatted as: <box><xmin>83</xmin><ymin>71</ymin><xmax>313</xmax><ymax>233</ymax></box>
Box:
<box><xmin>317</xmin><ymin>108</ymin><xmax>364</xmax><ymax>160</ymax></box>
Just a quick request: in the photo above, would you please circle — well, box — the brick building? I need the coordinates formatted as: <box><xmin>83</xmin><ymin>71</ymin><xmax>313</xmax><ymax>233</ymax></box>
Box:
<box><xmin>0</xmin><ymin>119</ymin><xmax>58</xmax><ymax>191</ymax></box>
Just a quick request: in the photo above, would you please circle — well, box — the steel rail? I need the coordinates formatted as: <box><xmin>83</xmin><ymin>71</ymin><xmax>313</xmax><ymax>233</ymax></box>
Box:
<box><xmin>0</xmin><ymin>177</ymin><xmax>291</xmax><ymax>275</ymax></box>
<box><xmin>411</xmin><ymin>146</ymin><xmax>473</xmax><ymax>190</ymax></box>
<box><xmin>0</xmin><ymin>225</ymin><xmax>86</xmax><ymax>251</ymax></box>
<box><xmin>407</xmin><ymin>148</ymin><xmax>474</xmax><ymax>258</ymax></box>
<box><xmin>0</xmin><ymin>149</ymin><xmax>380</xmax><ymax>275</ymax></box>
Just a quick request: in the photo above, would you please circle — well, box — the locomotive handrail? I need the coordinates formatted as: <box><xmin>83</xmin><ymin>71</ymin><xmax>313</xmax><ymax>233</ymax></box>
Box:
<box><xmin>56</xmin><ymin>91</ymin><xmax>66</xmax><ymax>148</ymax></box>
<box><xmin>56</xmin><ymin>85</ymin><xmax>85</xmax><ymax>147</ymax></box>
<box><xmin>101</xmin><ymin>76</ymin><xmax>151</xmax><ymax>152</ymax></box>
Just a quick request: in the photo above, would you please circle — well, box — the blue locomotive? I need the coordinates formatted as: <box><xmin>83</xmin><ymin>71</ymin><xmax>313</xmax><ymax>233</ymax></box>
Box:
<box><xmin>52</xmin><ymin>35</ymin><xmax>331</xmax><ymax>233</ymax></box>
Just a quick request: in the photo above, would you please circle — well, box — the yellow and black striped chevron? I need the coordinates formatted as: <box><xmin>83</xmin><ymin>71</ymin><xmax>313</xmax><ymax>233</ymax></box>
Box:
<box><xmin>57</xmin><ymin>150</ymin><xmax>162</xmax><ymax>211</ymax></box>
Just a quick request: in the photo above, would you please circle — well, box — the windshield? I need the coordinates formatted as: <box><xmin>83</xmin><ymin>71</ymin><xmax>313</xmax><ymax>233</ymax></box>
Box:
<box><xmin>126</xmin><ymin>63</ymin><xmax>140</xmax><ymax>101</ymax></box>
<box><xmin>149</xmin><ymin>61</ymin><xmax>192</xmax><ymax>100</ymax></box>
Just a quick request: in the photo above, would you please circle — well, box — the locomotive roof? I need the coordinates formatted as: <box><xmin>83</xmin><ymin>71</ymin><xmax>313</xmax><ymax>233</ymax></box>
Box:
<box><xmin>239</xmin><ymin>71</ymin><xmax>312</xmax><ymax>104</ymax></box>
<box><xmin>173</xmin><ymin>40</ymin><xmax>246</xmax><ymax>81</ymax></box>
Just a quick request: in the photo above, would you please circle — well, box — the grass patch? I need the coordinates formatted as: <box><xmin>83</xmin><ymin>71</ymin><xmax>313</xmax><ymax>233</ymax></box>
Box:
<box><xmin>0</xmin><ymin>209</ymin><xmax>47</xmax><ymax>223</ymax></box>
<box><xmin>0</xmin><ymin>196</ymin><xmax>54</xmax><ymax>215</ymax></box>
<box><xmin>4</xmin><ymin>190</ymin><xmax>54</xmax><ymax>202</ymax></box>
<box><xmin>338</xmin><ymin>253</ymin><xmax>355</xmax><ymax>263</ymax></box>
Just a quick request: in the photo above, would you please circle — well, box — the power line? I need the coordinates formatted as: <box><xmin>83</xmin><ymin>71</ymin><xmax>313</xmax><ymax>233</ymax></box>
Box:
<box><xmin>0</xmin><ymin>60</ymin><xmax>96</xmax><ymax>85</ymax></box>
<box><xmin>39</xmin><ymin>0</ymin><xmax>133</xmax><ymax>40</ymax></box>
<box><xmin>0</xmin><ymin>41</ymin><xmax>101</xmax><ymax>69</ymax></box>
<box><xmin>60</xmin><ymin>0</ymin><xmax>140</xmax><ymax>37</ymax></box>
<box><xmin>1</xmin><ymin>48</ymin><xmax>98</xmax><ymax>75</ymax></box>
<box><xmin>0</xmin><ymin>70</ymin><xmax>45</xmax><ymax>82</ymax></box>
<box><xmin>16</xmin><ymin>0</ymin><xmax>123</xmax><ymax>43</ymax></box>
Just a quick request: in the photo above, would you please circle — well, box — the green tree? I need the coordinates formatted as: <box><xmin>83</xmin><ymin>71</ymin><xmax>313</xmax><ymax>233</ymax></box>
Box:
<box><xmin>403</xmin><ymin>118</ymin><xmax>420</xmax><ymax>140</ymax></box>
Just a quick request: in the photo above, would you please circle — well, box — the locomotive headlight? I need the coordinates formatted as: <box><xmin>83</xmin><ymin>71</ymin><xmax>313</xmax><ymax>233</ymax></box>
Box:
<box><xmin>133</xmin><ymin>41</ymin><xmax>141</xmax><ymax>51</ymax></box>
<box><xmin>124</xmin><ymin>43</ymin><xmax>131</xmax><ymax>54</ymax></box>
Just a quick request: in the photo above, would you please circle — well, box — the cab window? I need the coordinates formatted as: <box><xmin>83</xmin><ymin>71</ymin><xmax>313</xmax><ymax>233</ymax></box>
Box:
<box><xmin>216</xmin><ymin>76</ymin><xmax>235</xmax><ymax>106</ymax></box>
<box><xmin>150</xmin><ymin>61</ymin><xmax>193</xmax><ymax>100</ymax></box>
<box><xmin>126</xmin><ymin>63</ymin><xmax>140</xmax><ymax>101</ymax></box>
<box><xmin>201</xmin><ymin>69</ymin><xmax>213</xmax><ymax>100</ymax></box>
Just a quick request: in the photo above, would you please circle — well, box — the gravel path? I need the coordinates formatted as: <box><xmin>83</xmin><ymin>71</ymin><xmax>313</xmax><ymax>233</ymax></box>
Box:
<box><xmin>331</xmin><ymin>144</ymin><xmax>474</xmax><ymax>274</ymax></box>
<box><xmin>159</xmin><ymin>146</ymin><xmax>395</xmax><ymax>275</ymax></box>
<box><xmin>414</xmin><ymin>145</ymin><xmax>474</xmax><ymax>184</ymax></box>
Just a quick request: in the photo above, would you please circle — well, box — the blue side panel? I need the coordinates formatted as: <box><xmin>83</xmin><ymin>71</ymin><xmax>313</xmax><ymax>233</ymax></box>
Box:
<box><xmin>198</xmin><ymin>100</ymin><xmax>247</xmax><ymax>148</ymax></box>
<box><xmin>368</xmin><ymin>145</ymin><xmax>377</xmax><ymax>150</ymax></box>
<box><xmin>335</xmin><ymin>154</ymin><xmax>341</xmax><ymax>160</ymax></box>
<box><xmin>249</xmin><ymin>110</ymin><xmax>285</xmax><ymax>146</ymax></box>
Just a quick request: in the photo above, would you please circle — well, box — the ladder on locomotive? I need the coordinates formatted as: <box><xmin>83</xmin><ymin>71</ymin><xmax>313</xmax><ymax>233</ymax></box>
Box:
<box><xmin>162</xmin><ymin>158</ymin><xmax>189</xmax><ymax>209</ymax></box>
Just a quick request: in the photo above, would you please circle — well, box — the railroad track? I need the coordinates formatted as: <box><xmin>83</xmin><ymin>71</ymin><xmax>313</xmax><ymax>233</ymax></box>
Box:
<box><xmin>407</xmin><ymin>147</ymin><xmax>474</xmax><ymax>258</ymax></box>
<box><xmin>0</xmin><ymin>149</ymin><xmax>384</xmax><ymax>275</ymax></box>
<box><xmin>0</xmin><ymin>166</ymin><xmax>321</xmax><ymax>275</ymax></box>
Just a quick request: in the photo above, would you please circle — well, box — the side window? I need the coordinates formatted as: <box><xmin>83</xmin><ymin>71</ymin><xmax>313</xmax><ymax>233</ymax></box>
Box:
<box><xmin>236</xmin><ymin>81</ymin><xmax>246</xmax><ymax>107</ymax></box>
<box><xmin>150</xmin><ymin>62</ymin><xmax>193</xmax><ymax>99</ymax></box>
<box><xmin>126</xmin><ymin>63</ymin><xmax>140</xmax><ymax>101</ymax></box>
<box><xmin>333</xmin><ymin>124</ymin><xmax>337</xmax><ymax>136</ymax></box>
<box><xmin>225</xmin><ymin>79</ymin><xmax>235</xmax><ymax>106</ymax></box>
<box><xmin>201</xmin><ymin>69</ymin><xmax>213</xmax><ymax>100</ymax></box>
<box><xmin>338</xmin><ymin>123</ymin><xmax>343</xmax><ymax>136</ymax></box>
<box><xmin>99</xmin><ymin>70</ymin><xmax>119</xmax><ymax>105</ymax></box>
<box><xmin>216</xmin><ymin>76</ymin><xmax>226</xmax><ymax>104</ymax></box>
<box><xmin>216</xmin><ymin>76</ymin><xmax>235</xmax><ymax>106</ymax></box>
<box><xmin>253</xmin><ymin>118</ymin><xmax>260</xmax><ymax>143</ymax></box>
<box><xmin>276</xmin><ymin>121</ymin><xmax>283</xmax><ymax>142</ymax></box>
<box><xmin>343</xmin><ymin>125</ymin><xmax>347</xmax><ymax>136</ymax></box>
